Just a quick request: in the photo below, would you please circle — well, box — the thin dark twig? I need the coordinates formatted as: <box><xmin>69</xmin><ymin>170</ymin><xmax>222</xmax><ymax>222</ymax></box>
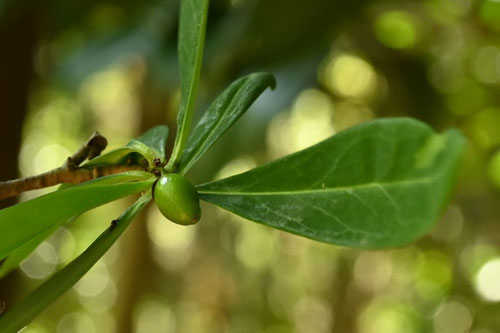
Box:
<box><xmin>0</xmin><ymin>132</ymin><xmax>145</xmax><ymax>201</ymax></box>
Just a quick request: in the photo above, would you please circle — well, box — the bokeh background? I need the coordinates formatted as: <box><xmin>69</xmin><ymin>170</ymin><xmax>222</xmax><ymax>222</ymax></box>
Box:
<box><xmin>1</xmin><ymin>0</ymin><xmax>500</xmax><ymax>332</ymax></box>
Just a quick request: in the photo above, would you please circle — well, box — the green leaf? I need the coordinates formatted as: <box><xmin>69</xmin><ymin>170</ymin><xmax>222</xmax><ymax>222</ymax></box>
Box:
<box><xmin>0</xmin><ymin>171</ymin><xmax>154</xmax><ymax>260</ymax></box>
<box><xmin>178</xmin><ymin>73</ymin><xmax>276</xmax><ymax>175</ymax></box>
<box><xmin>134</xmin><ymin>125</ymin><xmax>169</xmax><ymax>161</ymax></box>
<box><xmin>166</xmin><ymin>0</ymin><xmax>209</xmax><ymax>171</ymax></box>
<box><xmin>0</xmin><ymin>226</ymin><xmax>58</xmax><ymax>278</ymax></box>
<box><xmin>0</xmin><ymin>192</ymin><xmax>152</xmax><ymax>333</ymax></box>
<box><xmin>197</xmin><ymin>118</ymin><xmax>465</xmax><ymax>249</ymax></box>
<box><xmin>82</xmin><ymin>145</ymin><xmax>148</xmax><ymax>168</ymax></box>
<box><xmin>84</xmin><ymin>125</ymin><xmax>169</xmax><ymax>167</ymax></box>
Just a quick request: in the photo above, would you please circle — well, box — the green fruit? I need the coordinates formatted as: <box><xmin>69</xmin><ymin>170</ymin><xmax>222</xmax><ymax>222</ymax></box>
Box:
<box><xmin>153</xmin><ymin>173</ymin><xmax>201</xmax><ymax>225</ymax></box>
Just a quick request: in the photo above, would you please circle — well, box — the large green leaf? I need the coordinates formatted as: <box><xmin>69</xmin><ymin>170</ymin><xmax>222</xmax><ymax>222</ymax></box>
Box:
<box><xmin>0</xmin><ymin>171</ymin><xmax>154</xmax><ymax>260</ymax></box>
<box><xmin>84</xmin><ymin>125</ymin><xmax>169</xmax><ymax>167</ymax></box>
<box><xmin>197</xmin><ymin>118</ymin><xmax>465</xmax><ymax>249</ymax></box>
<box><xmin>178</xmin><ymin>73</ymin><xmax>276</xmax><ymax>175</ymax></box>
<box><xmin>0</xmin><ymin>192</ymin><xmax>152</xmax><ymax>333</ymax></box>
<box><xmin>166</xmin><ymin>0</ymin><xmax>209</xmax><ymax>171</ymax></box>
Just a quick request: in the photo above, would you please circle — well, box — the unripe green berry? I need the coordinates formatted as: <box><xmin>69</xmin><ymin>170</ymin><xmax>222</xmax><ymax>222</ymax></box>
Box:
<box><xmin>153</xmin><ymin>173</ymin><xmax>201</xmax><ymax>225</ymax></box>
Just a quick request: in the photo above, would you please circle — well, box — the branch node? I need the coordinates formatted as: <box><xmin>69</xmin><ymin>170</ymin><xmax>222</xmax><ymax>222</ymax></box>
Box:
<box><xmin>65</xmin><ymin>132</ymin><xmax>108</xmax><ymax>169</ymax></box>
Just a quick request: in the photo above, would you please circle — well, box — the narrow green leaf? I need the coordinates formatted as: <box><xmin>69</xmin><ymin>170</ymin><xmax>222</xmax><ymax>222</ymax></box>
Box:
<box><xmin>178</xmin><ymin>73</ymin><xmax>276</xmax><ymax>175</ymax></box>
<box><xmin>81</xmin><ymin>146</ymin><xmax>143</xmax><ymax>167</ymax></box>
<box><xmin>84</xmin><ymin>125</ymin><xmax>169</xmax><ymax>167</ymax></box>
<box><xmin>0</xmin><ymin>159</ymin><xmax>148</xmax><ymax>276</ymax></box>
<box><xmin>197</xmin><ymin>118</ymin><xmax>465</xmax><ymax>249</ymax></box>
<box><xmin>0</xmin><ymin>171</ymin><xmax>154</xmax><ymax>260</ymax></box>
<box><xmin>0</xmin><ymin>192</ymin><xmax>152</xmax><ymax>333</ymax></box>
<box><xmin>166</xmin><ymin>0</ymin><xmax>209</xmax><ymax>171</ymax></box>
<box><xmin>0</xmin><ymin>226</ymin><xmax>58</xmax><ymax>278</ymax></box>
<box><xmin>0</xmin><ymin>171</ymin><xmax>149</xmax><ymax>278</ymax></box>
<box><xmin>134</xmin><ymin>125</ymin><xmax>169</xmax><ymax>162</ymax></box>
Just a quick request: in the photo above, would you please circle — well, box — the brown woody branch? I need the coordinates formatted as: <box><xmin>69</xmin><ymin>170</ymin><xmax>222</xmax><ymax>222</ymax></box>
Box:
<box><xmin>65</xmin><ymin>131</ymin><xmax>108</xmax><ymax>169</ymax></box>
<box><xmin>0</xmin><ymin>132</ymin><xmax>147</xmax><ymax>202</ymax></box>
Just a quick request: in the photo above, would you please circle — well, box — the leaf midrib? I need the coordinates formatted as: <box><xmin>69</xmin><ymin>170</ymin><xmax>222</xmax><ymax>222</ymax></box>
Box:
<box><xmin>180</xmin><ymin>79</ymin><xmax>245</xmax><ymax>173</ymax></box>
<box><xmin>197</xmin><ymin>176</ymin><xmax>434</xmax><ymax>196</ymax></box>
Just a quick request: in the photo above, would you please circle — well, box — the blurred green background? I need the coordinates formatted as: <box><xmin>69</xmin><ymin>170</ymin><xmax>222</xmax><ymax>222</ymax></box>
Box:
<box><xmin>1</xmin><ymin>0</ymin><xmax>500</xmax><ymax>332</ymax></box>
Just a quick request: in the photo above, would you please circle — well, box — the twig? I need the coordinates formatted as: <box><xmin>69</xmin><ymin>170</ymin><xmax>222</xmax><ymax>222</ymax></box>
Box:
<box><xmin>65</xmin><ymin>131</ymin><xmax>108</xmax><ymax>169</ymax></box>
<box><xmin>0</xmin><ymin>165</ymin><xmax>145</xmax><ymax>201</ymax></box>
<box><xmin>0</xmin><ymin>132</ymin><xmax>146</xmax><ymax>201</ymax></box>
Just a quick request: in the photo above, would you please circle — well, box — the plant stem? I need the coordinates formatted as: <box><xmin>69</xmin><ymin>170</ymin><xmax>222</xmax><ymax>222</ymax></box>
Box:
<box><xmin>0</xmin><ymin>132</ymin><xmax>145</xmax><ymax>201</ymax></box>
<box><xmin>65</xmin><ymin>131</ymin><xmax>108</xmax><ymax>169</ymax></box>
<box><xmin>0</xmin><ymin>165</ymin><xmax>145</xmax><ymax>201</ymax></box>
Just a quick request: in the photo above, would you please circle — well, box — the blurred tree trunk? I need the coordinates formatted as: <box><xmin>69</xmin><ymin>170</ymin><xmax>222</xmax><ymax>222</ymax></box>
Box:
<box><xmin>0</xmin><ymin>3</ymin><xmax>39</xmax><ymax>311</ymax></box>
<box><xmin>113</xmin><ymin>63</ymin><xmax>174</xmax><ymax>333</ymax></box>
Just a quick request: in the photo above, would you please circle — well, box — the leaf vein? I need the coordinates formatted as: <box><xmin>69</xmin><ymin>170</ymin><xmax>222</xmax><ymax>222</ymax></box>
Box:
<box><xmin>198</xmin><ymin>176</ymin><xmax>433</xmax><ymax>196</ymax></box>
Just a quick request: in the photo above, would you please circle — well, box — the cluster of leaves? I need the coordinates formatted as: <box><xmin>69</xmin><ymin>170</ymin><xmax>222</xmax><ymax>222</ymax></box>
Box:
<box><xmin>0</xmin><ymin>0</ymin><xmax>465</xmax><ymax>331</ymax></box>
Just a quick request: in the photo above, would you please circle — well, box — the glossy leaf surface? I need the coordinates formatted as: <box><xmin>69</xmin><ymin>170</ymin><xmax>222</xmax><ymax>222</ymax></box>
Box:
<box><xmin>197</xmin><ymin>118</ymin><xmax>465</xmax><ymax>248</ymax></box>
<box><xmin>178</xmin><ymin>72</ymin><xmax>276</xmax><ymax>174</ymax></box>
<box><xmin>0</xmin><ymin>171</ymin><xmax>154</xmax><ymax>260</ymax></box>
<box><xmin>0</xmin><ymin>192</ymin><xmax>152</xmax><ymax>333</ymax></box>
<box><xmin>84</xmin><ymin>125</ymin><xmax>169</xmax><ymax>167</ymax></box>
<box><xmin>166</xmin><ymin>0</ymin><xmax>209</xmax><ymax>170</ymax></box>
<box><xmin>133</xmin><ymin>125</ymin><xmax>169</xmax><ymax>162</ymax></box>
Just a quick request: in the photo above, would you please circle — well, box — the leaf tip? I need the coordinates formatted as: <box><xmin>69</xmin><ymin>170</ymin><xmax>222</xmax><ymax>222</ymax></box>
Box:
<box><xmin>268</xmin><ymin>74</ymin><xmax>277</xmax><ymax>90</ymax></box>
<box><xmin>249</xmin><ymin>72</ymin><xmax>276</xmax><ymax>90</ymax></box>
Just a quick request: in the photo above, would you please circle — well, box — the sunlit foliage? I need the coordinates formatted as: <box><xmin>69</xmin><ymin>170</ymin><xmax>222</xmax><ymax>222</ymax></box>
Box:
<box><xmin>3</xmin><ymin>0</ymin><xmax>500</xmax><ymax>331</ymax></box>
